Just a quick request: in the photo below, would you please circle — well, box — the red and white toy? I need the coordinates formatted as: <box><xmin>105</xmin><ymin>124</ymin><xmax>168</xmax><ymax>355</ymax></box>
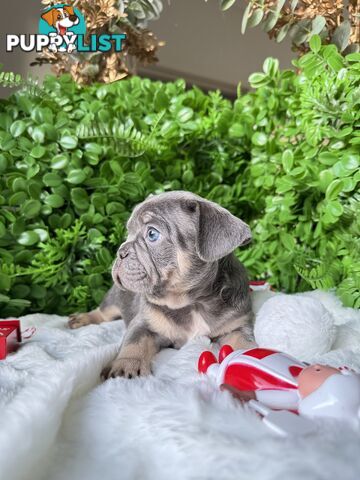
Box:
<box><xmin>0</xmin><ymin>320</ymin><xmax>22</xmax><ymax>360</ymax></box>
<box><xmin>198</xmin><ymin>346</ymin><xmax>360</xmax><ymax>436</ymax></box>
<box><xmin>0</xmin><ymin>319</ymin><xmax>36</xmax><ymax>360</ymax></box>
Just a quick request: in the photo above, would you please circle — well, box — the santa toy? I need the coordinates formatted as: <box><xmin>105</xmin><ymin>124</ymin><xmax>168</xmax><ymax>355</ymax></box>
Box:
<box><xmin>198</xmin><ymin>346</ymin><xmax>360</xmax><ymax>436</ymax></box>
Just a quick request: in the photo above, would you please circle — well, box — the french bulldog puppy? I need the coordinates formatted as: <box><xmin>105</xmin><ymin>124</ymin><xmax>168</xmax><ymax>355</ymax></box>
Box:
<box><xmin>68</xmin><ymin>191</ymin><xmax>254</xmax><ymax>379</ymax></box>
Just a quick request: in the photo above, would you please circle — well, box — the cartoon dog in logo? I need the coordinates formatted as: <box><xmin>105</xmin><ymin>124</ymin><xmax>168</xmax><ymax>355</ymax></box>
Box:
<box><xmin>41</xmin><ymin>5</ymin><xmax>79</xmax><ymax>53</ymax></box>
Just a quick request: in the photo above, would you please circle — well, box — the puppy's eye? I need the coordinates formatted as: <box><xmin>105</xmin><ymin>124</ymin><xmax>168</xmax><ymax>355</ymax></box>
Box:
<box><xmin>147</xmin><ymin>227</ymin><xmax>160</xmax><ymax>242</ymax></box>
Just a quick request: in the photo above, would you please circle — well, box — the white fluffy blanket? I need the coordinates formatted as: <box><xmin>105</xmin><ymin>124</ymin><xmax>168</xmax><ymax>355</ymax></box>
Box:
<box><xmin>1</xmin><ymin>290</ymin><xmax>360</xmax><ymax>480</ymax></box>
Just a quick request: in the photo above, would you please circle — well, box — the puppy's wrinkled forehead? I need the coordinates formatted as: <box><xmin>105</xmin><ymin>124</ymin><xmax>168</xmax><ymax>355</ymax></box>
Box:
<box><xmin>126</xmin><ymin>191</ymin><xmax>200</xmax><ymax>233</ymax></box>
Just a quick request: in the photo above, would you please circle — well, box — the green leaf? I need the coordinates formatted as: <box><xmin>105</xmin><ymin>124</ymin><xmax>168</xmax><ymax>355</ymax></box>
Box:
<box><xmin>33</xmin><ymin>228</ymin><xmax>48</xmax><ymax>241</ymax></box>
<box><xmin>31</xmin><ymin>107</ymin><xmax>53</xmax><ymax>124</ymax></box>
<box><xmin>31</xmin><ymin>127</ymin><xmax>45</xmax><ymax>144</ymax></box>
<box><xmin>346</xmin><ymin>52</ymin><xmax>360</xmax><ymax>62</ymax></box>
<box><xmin>290</xmin><ymin>20</ymin><xmax>311</xmax><ymax>45</ymax></box>
<box><xmin>10</xmin><ymin>120</ymin><xmax>26</xmax><ymax>138</ymax></box>
<box><xmin>322</xmin><ymin>44</ymin><xmax>344</xmax><ymax>71</ymax></box>
<box><xmin>59</xmin><ymin>135</ymin><xmax>78</xmax><ymax>149</ymax></box>
<box><xmin>0</xmin><ymin>221</ymin><xmax>6</xmax><ymax>238</ymax></box>
<box><xmin>280</xmin><ymin>232</ymin><xmax>296</xmax><ymax>250</ymax></box>
<box><xmin>123</xmin><ymin>173</ymin><xmax>141</xmax><ymax>184</ymax></box>
<box><xmin>326</xmin><ymin>200</ymin><xmax>344</xmax><ymax>217</ymax></box>
<box><xmin>13</xmin><ymin>177</ymin><xmax>27</xmax><ymax>192</ymax></box>
<box><xmin>326</xmin><ymin>52</ymin><xmax>344</xmax><ymax>72</ymax></box>
<box><xmin>0</xmin><ymin>135</ymin><xmax>16</xmax><ymax>151</ymax></box>
<box><xmin>21</xmin><ymin>199</ymin><xmax>41</xmax><ymax>218</ymax></box>
<box><xmin>71</xmin><ymin>188</ymin><xmax>89</xmax><ymax>209</ymax></box>
<box><xmin>325</xmin><ymin>179</ymin><xmax>344</xmax><ymax>200</ymax></box>
<box><xmin>309</xmin><ymin>34</ymin><xmax>321</xmax><ymax>53</ymax></box>
<box><xmin>18</xmin><ymin>230</ymin><xmax>40</xmax><ymax>246</ymax></box>
<box><xmin>51</xmin><ymin>154</ymin><xmax>69</xmax><ymax>169</ymax></box>
<box><xmin>60</xmin><ymin>213</ymin><xmax>72</xmax><ymax>228</ymax></box>
<box><xmin>0</xmin><ymin>293</ymin><xmax>10</xmax><ymax>303</ymax></box>
<box><xmin>318</xmin><ymin>152</ymin><xmax>338</xmax><ymax>165</ymax></box>
<box><xmin>11</xmin><ymin>284</ymin><xmax>31</xmax><ymax>298</ymax></box>
<box><xmin>229</xmin><ymin>123</ymin><xmax>244</xmax><ymax>137</ymax></box>
<box><xmin>248</xmin><ymin>72</ymin><xmax>270</xmax><ymax>87</ymax></box>
<box><xmin>0</xmin><ymin>273</ymin><xmax>11</xmax><ymax>290</ymax></box>
<box><xmin>281</xmin><ymin>150</ymin><xmax>294</xmax><ymax>172</ymax></box>
<box><xmin>263</xmin><ymin>57</ymin><xmax>279</xmax><ymax>76</ymax></box>
<box><xmin>241</xmin><ymin>2</ymin><xmax>252</xmax><ymax>34</ymax></box>
<box><xmin>67</xmin><ymin>169</ymin><xmax>87</xmax><ymax>184</ymax></box>
<box><xmin>220</xmin><ymin>0</ymin><xmax>236</xmax><ymax>11</ymax></box>
<box><xmin>45</xmin><ymin>194</ymin><xmax>65</xmax><ymax>208</ymax></box>
<box><xmin>9</xmin><ymin>191</ymin><xmax>27</xmax><ymax>206</ymax></box>
<box><xmin>322</xmin><ymin>44</ymin><xmax>338</xmax><ymax>59</ymax></box>
<box><xmin>311</xmin><ymin>16</ymin><xmax>326</xmax><ymax>35</ymax></box>
<box><xmin>0</xmin><ymin>154</ymin><xmax>7</xmax><ymax>172</ymax></box>
<box><xmin>341</xmin><ymin>153</ymin><xmax>359</xmax><ymax>171</ymax></box>
<box><xmin>177</xmin><ymin>108</ymin><xmax>193</xmax><ymax>123</ymax></box>
<box><xmin>248</xmin><ymin>9</ymin><xmax>264</xmax><ymax>28</ymax></box>
<box><xmin>263</xmin><ymin>11</ymin><xmax>279</xmax><ymax>32</ymax></box>
<box><xmin>30</xmin><ymin>145</ymin><xmax>46</xmax><ymax>158</ymax></box>
<box><xmin>319</xmin><ymin>170</ymin><xmax>334</xmax><ymax>192</ymax></box>
<box><xmin>85</xmin><ymin>142</ymin><xmax>102</xmax><ymax>156</ymax></box>
<box><xmin>27</xmin><ymin>164</ymin><xmax>41</xmax><ymax>179</ymax></box>
<box><xmin>252</xmin><ymin>132</ymin><xmax>267</xmax><ymax>146</ymax></box>
<box><xmin>43</xmin><ymin>172</ymin><xmax>62</xmax><ymax>187</ymax></box>
<box><xmin>276</xmin><ymin>23</ymin><xmax>290</xmax><ymax>43</ymax></box>
<box><xmin>182</xmin><ymin>170</ymin><xmax>194</xmax><ymax>184</ymax></box>
<box><xmin>332</xmin><ymin>21</ymin><xmax>351</xmax><ymax>52</ymax></box>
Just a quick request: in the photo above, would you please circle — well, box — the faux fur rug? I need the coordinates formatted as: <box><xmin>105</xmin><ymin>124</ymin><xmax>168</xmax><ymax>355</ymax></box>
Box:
<box><xmin>1</xmin><ymin>290</ymin><xmax>360</xmax><ymax>480</ymax></box>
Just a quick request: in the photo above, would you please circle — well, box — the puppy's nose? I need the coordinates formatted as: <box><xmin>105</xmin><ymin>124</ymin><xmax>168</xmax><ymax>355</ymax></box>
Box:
<box><xmin>118</xmin><ymin>243</ymin><xmax>130</xmax><ymax>259</ymax></box>
<box><xmin>69</xmin><ymin>14</ymin><xmax>77</xmax><ymax>21</ymax></box>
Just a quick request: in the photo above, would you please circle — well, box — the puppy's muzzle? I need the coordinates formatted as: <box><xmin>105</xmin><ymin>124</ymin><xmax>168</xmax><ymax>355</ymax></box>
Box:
<box><xmin>112</xmin><ymin>242</ymin><xmax>147</xmax><ymax>290</ymax></box>
<box><xmin>118</xmin><ymin>243</ymin><xmax>130</xmax><ymax>259</ymax></box>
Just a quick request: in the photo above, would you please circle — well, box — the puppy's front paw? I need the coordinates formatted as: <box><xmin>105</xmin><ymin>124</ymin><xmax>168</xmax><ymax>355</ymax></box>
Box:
<box><xmin>68</xmin><ymin>312</ymin><xmax>92</xmax><ymax>329</ymax></box>
<box><xmin>101</xmin><ymin>357</ymin><xmax>151</xmax><ymax>380</ymax></box>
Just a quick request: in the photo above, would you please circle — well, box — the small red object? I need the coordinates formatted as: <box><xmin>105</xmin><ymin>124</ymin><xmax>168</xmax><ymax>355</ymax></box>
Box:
<box><xmin>242</xmin><ymin>347</ymin><xmax>278</xmax><ymax>360</ymax></box>
<box><xmin>289</xmin><ymin>366</ymin><xmax>303</xmax><ymax>378</ymax></box>
<box><xmin>218</xmin><ymin>344</ymin><xmax>233</xmax><ymax>362</ymax></box>
<box><xmin>249</xmin><ymin>281</ymin><xmax>273</xmax><ymax>292</ymax></box>
<box><xmin>198</xmin><ymin>351</ymin><xmax>217</xmax><ymax>374</ymax></box>
<box><xmin>0</xmin><ymin>319</ymin><xmax>22</xmax><ymax>360</ymax></box>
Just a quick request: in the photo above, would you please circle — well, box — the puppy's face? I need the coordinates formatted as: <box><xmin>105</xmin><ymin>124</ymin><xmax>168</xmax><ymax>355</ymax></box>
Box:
<box><xmin>41</xmin><ymin>6</ymin><xmax>79</xmax><ymax>31</ymax></box>
<box><xmin>111</xmin><ymin>191</ymin><xmax>251</xmax><ymax>295</ymax></box>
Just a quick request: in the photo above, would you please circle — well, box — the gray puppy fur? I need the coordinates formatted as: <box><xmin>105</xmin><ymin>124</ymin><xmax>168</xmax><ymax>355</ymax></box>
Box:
<box><xmin>69</xmin><ymin>191</ymin><xmax>255</xmax><ymax>379</ymax></box>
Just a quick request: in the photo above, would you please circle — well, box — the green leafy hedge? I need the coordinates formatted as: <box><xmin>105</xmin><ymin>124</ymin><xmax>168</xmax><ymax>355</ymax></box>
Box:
<box><xmin>0</xmin><ymin>40</ymin><xmax>359</xmax><ymax>316</ymax></box>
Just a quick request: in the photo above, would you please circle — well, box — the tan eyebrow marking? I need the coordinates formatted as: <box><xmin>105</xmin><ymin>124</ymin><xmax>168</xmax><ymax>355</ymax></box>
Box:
<box><xmin>141</xmin><ymin>212</ymin><xmax>154</xmax><ymax>224</ymax></box>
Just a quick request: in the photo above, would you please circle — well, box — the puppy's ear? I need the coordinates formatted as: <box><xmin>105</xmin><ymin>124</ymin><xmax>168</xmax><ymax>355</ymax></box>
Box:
<box><xmin>64</xmin><ymin>5</ymin><xmax>75</xmax><ymax>15</ymax></box>
<box><xmin>195</xmin><ymin>200</ymin><xmax>251</xmax><ymax>262</ymax></box>
<box><xmin>41</xmin><ymin>8</ymin><xmax>56</xmax><ymax>26</ymax></box>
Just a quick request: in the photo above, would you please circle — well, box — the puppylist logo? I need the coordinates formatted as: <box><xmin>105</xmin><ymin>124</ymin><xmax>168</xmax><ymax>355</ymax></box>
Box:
<box><xmin>6</xmin><ymin>3</ymin><xmax>126</xmax><ymax>54</ymax></box>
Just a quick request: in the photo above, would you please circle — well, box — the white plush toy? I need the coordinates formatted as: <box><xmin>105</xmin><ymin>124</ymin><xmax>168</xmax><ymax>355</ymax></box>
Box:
<box><xmin>254</xmin><ymin>294</ymin><xmax>337</xmax><ymax>361</ymax></box>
